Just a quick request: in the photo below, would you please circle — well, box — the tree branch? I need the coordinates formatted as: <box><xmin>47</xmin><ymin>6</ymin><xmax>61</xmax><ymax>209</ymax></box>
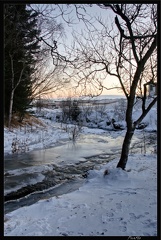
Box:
<box><xmin>133</xmin><ymin>96</ymin><xmax>157</xmax><ymax>127</ymax></box>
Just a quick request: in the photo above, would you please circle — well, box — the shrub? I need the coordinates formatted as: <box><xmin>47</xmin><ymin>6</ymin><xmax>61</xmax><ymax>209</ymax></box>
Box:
<box><xmin>61</xmin><ymin>98</ymin><xmax>81</xmax><ymax>123</ymax></box>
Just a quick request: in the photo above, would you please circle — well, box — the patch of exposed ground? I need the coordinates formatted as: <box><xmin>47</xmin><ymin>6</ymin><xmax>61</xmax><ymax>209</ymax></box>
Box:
<box><xmin>5</xmin><ymin>113</ymin><xmax>46</xmax><ymax>129</ymax></box>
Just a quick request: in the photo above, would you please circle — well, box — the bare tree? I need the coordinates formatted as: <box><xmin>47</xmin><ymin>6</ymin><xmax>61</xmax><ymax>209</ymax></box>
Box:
<box><xmin>26</xmin><ymin>5</ymin><xmax>67</xmax><ymax>99</ymax></box>
<box><xmin>28</xmin><ymin>4</ymin><xmax>157</xmax><ymax>169</ymax></box>
<box><xmin>31</xmin><ymin>57</ymin><xmax>68</xmax><ymax>99</ymax></box>
<box><xmin>54</xmin><ymin>4</ymin><xmax>157</xmax><ymax>170</ymax></box>
<box><xmin>8</xmin><ymin>54</ymin><xmax>27</xmax><ymax>129</ymax></box>
<box><xmin>104</xmin><ymin>4</ymin><xmax>157</xmax><ymax>169</ymax></box>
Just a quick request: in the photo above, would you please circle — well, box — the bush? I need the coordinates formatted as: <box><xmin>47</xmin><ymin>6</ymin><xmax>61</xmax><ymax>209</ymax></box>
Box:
<box><xmin>113</xmin><ymin>99</ymin><xmax>126</xmax><ymax>121</ymax></box>
<box><xmin>61</xmin><ymin>98</ymin><xmax>81</xmax><ymax>123</ymax></box>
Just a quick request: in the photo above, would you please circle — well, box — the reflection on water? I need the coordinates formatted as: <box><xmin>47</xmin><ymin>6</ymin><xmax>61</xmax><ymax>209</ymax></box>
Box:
<box><xmin>4</xmin><ymin>133</ymin><xmax>124</xmax><ymax>171</ymax></box>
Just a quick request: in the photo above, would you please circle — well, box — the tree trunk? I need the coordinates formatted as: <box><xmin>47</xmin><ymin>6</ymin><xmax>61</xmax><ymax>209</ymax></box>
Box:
<box><xmin>116</xmin><ymin>129</ymin><xmax>134</xmax><ymax>170</ymax></box>
<box><xmin>8</xmin><ymin>89</ymin><xmax>14</xmax><ymax>129</ymax></box>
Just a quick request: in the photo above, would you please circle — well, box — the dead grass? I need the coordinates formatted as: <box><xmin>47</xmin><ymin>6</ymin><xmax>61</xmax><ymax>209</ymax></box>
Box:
<box><xmin>5</xmin><ymin>113</ymin><xmax>46</xmax><ymax>129</ymax></box>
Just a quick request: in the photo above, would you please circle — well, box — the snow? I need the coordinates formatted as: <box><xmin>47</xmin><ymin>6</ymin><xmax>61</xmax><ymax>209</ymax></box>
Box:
<box><xmin>4</xmin><ymin>156</ymin><xmax>157</xmax><ymax>236</ymax></box>
<box><xmin>4</xmin><ymin>98</ymin><xmax>157</xmax><ymax>236</ymax></box>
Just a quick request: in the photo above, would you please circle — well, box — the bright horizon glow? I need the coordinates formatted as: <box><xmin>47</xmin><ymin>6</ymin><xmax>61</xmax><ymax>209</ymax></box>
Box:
<box><xmin>50</xmin><ymin>88</ymin><xmax>125</xmax><ymax>99</ymax></box>
<box><xmin>49</xmin><ymin>73</ymin><xmax>124</xmax><ymax>98</ymax></box>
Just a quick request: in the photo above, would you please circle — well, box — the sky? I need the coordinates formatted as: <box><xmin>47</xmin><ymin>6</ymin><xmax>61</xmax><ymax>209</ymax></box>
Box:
<box><xmin>30</xmin><ymin>4</ymin><xmax>157</xmax><ymax>99</ymax></box>
<box><xmin>57</xmin><ymin>4</ymin><xmax>122</xmax><ymax>96</ymax></box>
<box><xmin>32</xmin><ymin>4</ymin><xmax>124</xmax><ymax>97</ymax></box>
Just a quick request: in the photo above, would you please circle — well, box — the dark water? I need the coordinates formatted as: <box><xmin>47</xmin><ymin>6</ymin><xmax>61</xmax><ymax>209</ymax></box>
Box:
<box><xmin>4</xmin><ymin>152</ymin><xmax>117</xmax><ymax>214</ymax></box>
<box><xmin>4</xmin><ymin>178</ymin><xmax>86</xmax><ymax>214</ymax></box>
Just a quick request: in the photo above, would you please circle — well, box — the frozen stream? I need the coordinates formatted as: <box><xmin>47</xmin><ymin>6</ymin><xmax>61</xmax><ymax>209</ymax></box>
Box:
<box><xmin>4</xmin><ymin>131</ymin><xmax>156</xmax><ymax>213</ymax></box>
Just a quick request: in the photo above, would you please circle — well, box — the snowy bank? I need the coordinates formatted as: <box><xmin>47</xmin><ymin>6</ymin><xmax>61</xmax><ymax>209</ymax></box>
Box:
<box><xmin>4</xmin><ymin>154</ymin><xmax>157</xmax><ymax>236</ymax></box>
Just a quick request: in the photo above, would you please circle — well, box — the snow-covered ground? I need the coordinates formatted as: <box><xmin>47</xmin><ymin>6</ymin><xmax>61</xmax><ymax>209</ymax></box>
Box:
<box><xmin>4</xmin><ymin>98</ymin><xmax>157</xmax><ymax>155</ymax></box>
<box><xmin>4</xmin><ymin>98</ymin><xmax>157</xmax><ymax>236</ymax></box>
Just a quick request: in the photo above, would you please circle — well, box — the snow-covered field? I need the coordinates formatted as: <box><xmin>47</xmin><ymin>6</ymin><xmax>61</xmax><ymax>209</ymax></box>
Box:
<box><xmin>4</xmin><ymin>98</ymin><xmax>157</xmax><ymax>236</ymax></box>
